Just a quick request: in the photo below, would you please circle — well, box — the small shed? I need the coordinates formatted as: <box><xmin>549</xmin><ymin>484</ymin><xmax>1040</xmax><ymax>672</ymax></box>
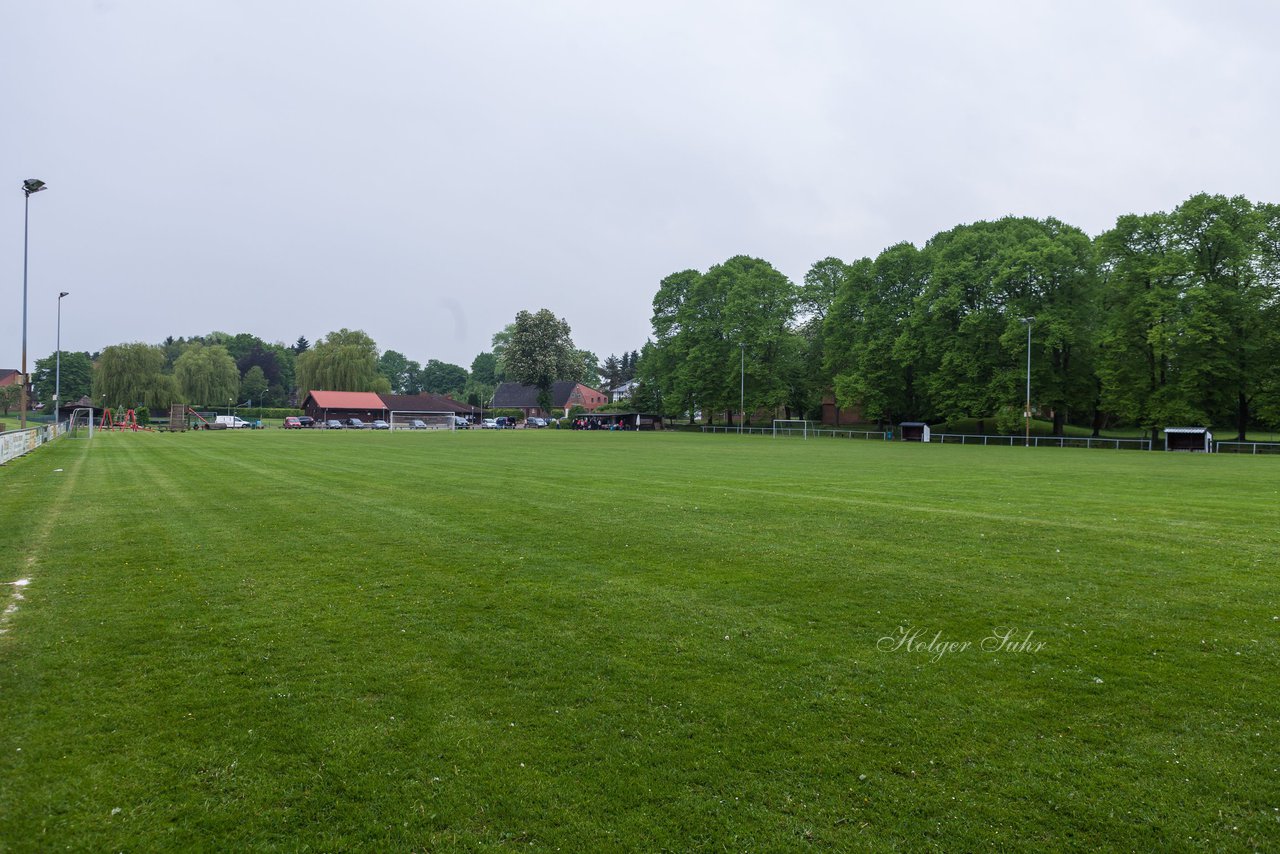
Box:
<box><xmin>1164</xmin><ymin>427</ymin><xmax>1213</xmax><ymax>452</ymax></box>
<box><xmin>898</xmin><ymin>421</ymin><xmax>931</xmax><ymax>442</ymax></box>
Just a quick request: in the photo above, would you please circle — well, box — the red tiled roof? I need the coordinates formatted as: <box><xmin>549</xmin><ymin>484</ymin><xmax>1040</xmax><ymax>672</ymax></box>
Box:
<box><xmin>305</xmin><ymin>391</ymin><xmax>388</xmax><ymax>409</ymax></box>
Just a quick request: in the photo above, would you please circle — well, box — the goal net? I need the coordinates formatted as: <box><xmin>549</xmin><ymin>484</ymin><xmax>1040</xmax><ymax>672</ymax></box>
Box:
<box><xmin>389</xmin><ymin>411</ymin><xmax>457</xmax><ymax>431</ymax></box>
<box><xmin>772</xmin><ymin>419</ymin><xmax>815</xmax><ymax>439</ymax></box>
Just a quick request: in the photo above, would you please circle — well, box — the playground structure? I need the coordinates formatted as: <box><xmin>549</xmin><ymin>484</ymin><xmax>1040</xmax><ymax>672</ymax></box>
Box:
<box><xmin>98</xmin><ymin>408</ymin><xmax>153</xmax><ymax>432</ymax></box>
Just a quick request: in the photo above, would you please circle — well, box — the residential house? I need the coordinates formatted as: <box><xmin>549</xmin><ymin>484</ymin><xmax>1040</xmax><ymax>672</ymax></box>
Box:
<box><xmin>491</xmin><ymin>381</ymin><xmax>608</xmax><ymax>419</ymax></box>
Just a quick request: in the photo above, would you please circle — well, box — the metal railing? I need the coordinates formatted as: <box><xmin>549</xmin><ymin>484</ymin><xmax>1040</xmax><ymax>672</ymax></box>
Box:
<box><xmin>932</xmin><ymin>433</ymin><xmax>1152</xmax><ymax>450</ymax></box>
<box><xmin>701</xmin><ymin>425</ymin><xmax>889</xmax><ymax>440</ymax></box>
<box><xmin>1214</xmin><ymin>441</ymin><xmax>1280</xmax><ymax>455</ymax></box>
<box><xmin>805</xmin><ymin>428</ymin><xmax>888</xmax><ymax>441</ymax></box>
<box><xmin>700</xmin><ymin>425</ymin><xmax>773</xmax><ymax>436</ymax></box>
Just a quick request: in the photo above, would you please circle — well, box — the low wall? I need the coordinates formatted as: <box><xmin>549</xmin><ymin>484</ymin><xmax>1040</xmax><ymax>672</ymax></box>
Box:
<box><xmin>0</xmin><ymin>422</ymin><xmax>63</xmax><ymax>465</ymax></box>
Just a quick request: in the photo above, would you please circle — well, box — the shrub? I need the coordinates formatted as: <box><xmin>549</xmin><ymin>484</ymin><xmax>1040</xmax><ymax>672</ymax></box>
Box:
<box><xmin>995</xmin><ymin>406</ymin><xmax>1024</xmax><ymax>435</ymax></box>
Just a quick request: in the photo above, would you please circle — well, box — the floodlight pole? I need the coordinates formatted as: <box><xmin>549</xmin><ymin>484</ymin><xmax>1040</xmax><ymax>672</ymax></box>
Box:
<box><xmin>20</xmin><ymin>179</ymin><xmax>47</xmax><ymax>430</ymax></box>
<box><xmin>739</xmin><ymin>342</ymin><xmax>745</xmax><ymax>433</ymax></box>
<box><xmin>1021</xmin><ymin>316</ymin><xmax>1035</xmax><ymax>447</ymax></box>
<box><xmin>55</xmin><ymin>291</ymin><xmax>69</xmax><ymax>425</ymax></box>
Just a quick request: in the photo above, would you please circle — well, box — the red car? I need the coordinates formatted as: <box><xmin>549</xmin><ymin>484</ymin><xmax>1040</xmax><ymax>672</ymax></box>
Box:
<box><xmin>283</xmin><ymin>417</ymin><xmax>303</xmax><ymax>429</ymax></box>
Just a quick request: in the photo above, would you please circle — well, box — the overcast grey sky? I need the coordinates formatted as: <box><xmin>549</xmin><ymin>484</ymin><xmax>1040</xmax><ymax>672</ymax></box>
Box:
<box><xmin>4</xmin><ymin>1</ymin><xmax>1278</xmax><ymax>373</ymax></box>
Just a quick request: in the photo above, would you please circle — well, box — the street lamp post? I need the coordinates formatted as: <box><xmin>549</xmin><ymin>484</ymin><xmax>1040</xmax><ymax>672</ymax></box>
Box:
<box><xmin>55</xmin><ymin>291</ymin><xmax>69</xmax><ymax>424</ymax></box>
<box><xmin>1021</xmin><ymin>316</ymin><xmax>1035</xmax><ymax>447</ymax></box>
<box><xmin>20</xmin><ymin>179</ymin><xmax>47</xmax><ymax>430</ymax></box>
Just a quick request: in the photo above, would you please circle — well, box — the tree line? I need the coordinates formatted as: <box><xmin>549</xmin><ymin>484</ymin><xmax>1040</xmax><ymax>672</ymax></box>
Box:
<box><xmin>30</xmin><ymin>314</ymin><xmax>633</xmax><ymax>417</ymax></box>
<box><xmin>27</xmin><ymin>191</ymin><xmax>1274</xmax><ymax>439</ymax></box>
<box><xmin>636</xmin><ymin>193</ymin><xmax>1280</xmax><ymax>440</ymax></box>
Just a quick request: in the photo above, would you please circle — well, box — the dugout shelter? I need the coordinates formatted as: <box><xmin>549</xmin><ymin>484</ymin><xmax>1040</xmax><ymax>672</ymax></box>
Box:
<box><xmin>1163</xmin><ymin>427</ymin><xmax>1212</xmax><ymax>452</ymax></box>
<box><xmin>898</xmin><ymin>422</ymin><xmax>931</xmax><ymax>442</ymax></box>
<box><xmin>572</xmin><ymin>412</ymin><xmax>663</xmax><ymax>430</ymax></box>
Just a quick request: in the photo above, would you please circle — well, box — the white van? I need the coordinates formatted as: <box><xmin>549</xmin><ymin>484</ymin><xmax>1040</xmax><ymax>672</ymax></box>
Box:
<box><xmin>214</xmin><ymin>415</ymin><xmax>251</xmax><ymax>429</ymax></box>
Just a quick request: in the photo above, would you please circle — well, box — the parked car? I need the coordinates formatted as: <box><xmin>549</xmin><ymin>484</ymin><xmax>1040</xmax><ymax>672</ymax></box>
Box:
<box><xmin>526</xmin><ymin>417</ymin><xmax>547</xmax><ymax>428</ymax></box>
<box><xmin>407</xmin><ymin>419</ymin><xmax>428</xmax><ymax>430</ymax></box>
<box><xmin>481</xmin><ymin>418</ymin><xmax>499</xmax><ymax>429</ymax></box>
<box><xmin>214</xmin><ymin>415</ymin><xmax>251</xmax><ymax>429</ymax></box>
<box><xmin>452</xmin><ymin>416</ymin><xmax>470</xmax><ymax>429</ymax></box>
<box><xmin>298</xmin><ymin>416</ymin><xmax>316</xmax><ymax>428</ymax></box>
<box><xmin>283</xmin><ymin>417</ymin><xmax>303</xmax><ymax>429</ymax></box>
<box><xmin>494</xmin><ymin>416</ymin><xmax>516</xmax><ymax>429</ymax></box>
<box><xmin>324</xmin><ymin>419</ymin><xmax>344</xmax><ymax>429</ymax></box>
<box><xmin>346</xmin><ymin>418</ymin><xmax>366</xmax><ymax>429</ymax></box>
<box><xmin>371</xmin><ymin>419</ymin><xmax>390</xmax><ymax>430</ymax></box>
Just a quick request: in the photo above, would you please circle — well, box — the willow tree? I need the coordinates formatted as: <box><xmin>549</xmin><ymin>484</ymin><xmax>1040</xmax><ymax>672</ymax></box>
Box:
<box><xmin>92</xmin><ymin>343</ymin><xmax>175</xmax><ymax>410</ymax></box>
<box><xmin>174</xmin><ymin>343</ymin><xmax>239</xmax><ymax>407</ymax></box>
<box><xmin>295</xmin><ymin>329</ymin><xmax>391</xmax><ymax>399</ymax></box>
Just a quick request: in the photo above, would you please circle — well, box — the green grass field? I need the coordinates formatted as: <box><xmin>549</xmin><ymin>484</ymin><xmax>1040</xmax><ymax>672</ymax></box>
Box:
<box><xmin>2</xmin><ymin>429</ymin><xmax>1278</xmax><ymax>850</ymax></box>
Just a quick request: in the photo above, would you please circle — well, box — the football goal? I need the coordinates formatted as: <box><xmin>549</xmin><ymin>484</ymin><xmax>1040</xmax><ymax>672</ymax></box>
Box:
<box><xmin>389</xmin><ymin>411</ymin><xmax>458</xmax><ymax>431</ymax></box>
<box><xmin>69</xmin><ymin>407</ymin><xmax>96</xmax><ymax>439</ymax></box>
<box><xmin>772</xmin><ymin>419</ymin><xmax>815</xmax><ymax>439</ymax></box>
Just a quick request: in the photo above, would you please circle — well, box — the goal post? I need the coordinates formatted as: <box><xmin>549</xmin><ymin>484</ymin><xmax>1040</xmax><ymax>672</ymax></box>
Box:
<box><xmin>69</xmin><ymin>407</ymin><xmax>95</xmax><ymax>439</ymax></box>
<box><xmin>389</xmin><ymin>411</ymin><xmax>457</xmax><ymax>431</ymax></box>
<box><xmin>772</xmin><ymin>419</ymin><xmax>815</xmax><ymax>439</ymax></box>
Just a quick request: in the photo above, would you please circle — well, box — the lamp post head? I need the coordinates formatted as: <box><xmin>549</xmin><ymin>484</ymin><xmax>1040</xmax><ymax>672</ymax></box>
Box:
<box><xmin>23</xmin><ymin>179</ymin><xmax>47</xmax><ymax>196</ymax></box>
<box><xmin>1021</xmin><ymin>316</ymin><xmax>1035</xmax><ymax>325</ymax></box>
<box><xmin>59</xmin><ymin>291</ymin><xmax>69</xmax><ymax>299</ymax></box>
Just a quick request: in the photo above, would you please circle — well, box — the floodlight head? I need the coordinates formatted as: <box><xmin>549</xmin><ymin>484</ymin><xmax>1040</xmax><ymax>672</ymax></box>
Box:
<box><xmin>23</xmin><ymin>179</ymin><xmax>47</xmax><ymax>196</ymax></box>
<box><xmin>59</xmin><ymin>291</ymin><xmax>70</xmax><ymax>298</ymax></box>
<box><xmin>1021</xmin><ymin>316</ymin><xmax>1035</xmax><ymax>324</ymax></box>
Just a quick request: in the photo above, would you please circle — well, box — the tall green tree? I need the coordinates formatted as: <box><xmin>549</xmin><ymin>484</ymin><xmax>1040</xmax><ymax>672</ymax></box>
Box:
<box><xmin>295</xmin><ymin>329</ymin><xmax>391</xmax><ymax>399</ymax></box>
<box><xmin>266</xmin><ymin>343</ymin><xmax>298</xmax><ymax>405</ymax></box>
<box><xmin>0</xmin><ymin>384</ymin><xmax>21</xmax><ymax>416</ymax></box>
<box><xmin>825</xmin><ymin>251</ymin><xmax>928</xmax><ymax>425</ymax></box>
<box><xmin>418</xmin><ymin>359</ymin><xmax>468</xmax><ymax>395</ymax></box>
<box><xmin>994</xmin><ymin>218</ymin><xmax>1099</xmax><ymax>435</ymax></box>
<box><xmin>1095</xmin><ymin>210</ymin><xmax>1189</xmax><ymax>440</ymax></box>
<box><xmin>572</xmin><ymin>350</ymin><xmax>601</xmax><ymax>387</ymax></box>
<box><xmin>717</xmin><ymin>256</ymin><xmax>798</xmax><ymax>423</ymax></box>
<box><xmin>503</xmin><ymin>309</ymin><xmax>579</xmax><ymax>413</ymax></box>
<box><xmin>646</xmin><ymin>257</ymin><xmax>797</xmax><ymax>425</ymax></box>
<box><xmin>647</xmin><ymin>269</ymin><xmax>703</xmax><ymax>422</ymax></box>
<box><xmin>466</xmin><ymin>351</ymin><xmax>500</xmax><ymax>409</ymax></box>
<box><xmin>32</xmin><ymin>351</ymin><xmax>93</xmax><ymax>410</ymax></box>
<box><xmin>470</xmin><ymin>352</ymin><xmax>499</xmax><ymax>386</ymax></box>
<box><xmin>378</xmin><ymin>350</ymin><xmax>415</xmax><ymax>394</ymax></box>
<box><xmin>93</xmin><ymin>343</ymin><xmax>175</xmax><ymax>410</ymax></box>
<box><xmin>174</xmin><ymin>344</ymin><xmax>240</xmax><ymax>407</ymax></box>
<box><xmin>490</xmin><ymin>324</ymin><xmax>515</xmax><ymax>380</ymax></box>
<box><xmin>1168</xmin><ymin>194</ymin><xmax>1277</xmax><ymax>439</ymax></box>
<box><xmin>890</xmin><ymin>217</ymin><xmax>1096</xmax><ymax>434</ymax></box>
<box><xmin>241</xmin><ymin>365</ymin><xmax>269</xmax><ymax>406</ymax></box>
<box><xmin>601</xmin><ymin>354</ymin><xmax>623</xmax><ymax>398</ymax></box>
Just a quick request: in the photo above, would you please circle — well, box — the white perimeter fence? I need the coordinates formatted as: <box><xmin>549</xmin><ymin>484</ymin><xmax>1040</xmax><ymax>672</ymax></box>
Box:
<box><xmin>701</xmin><ymin>425</ymin><xmax>889</xmax><ymax>440</ymax></box>
<box><xmin>700</xmin><ymin>426</ymin><xmax>1157</xmax><ymax>451</ymax></box>
<box><xmin>0</xmin><ymin>421</ymin><xmax>67</xmax><ymax>466</ymax></box>
<box><xmin>1214</xmin><ymin>441</ymin><xmax>1280</xmax><ymax>454</ymax></box>
<box><xmin>933</xmin><ymin>433</ymin><xmax>1152</xmax><ymax>450</ymax></box>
